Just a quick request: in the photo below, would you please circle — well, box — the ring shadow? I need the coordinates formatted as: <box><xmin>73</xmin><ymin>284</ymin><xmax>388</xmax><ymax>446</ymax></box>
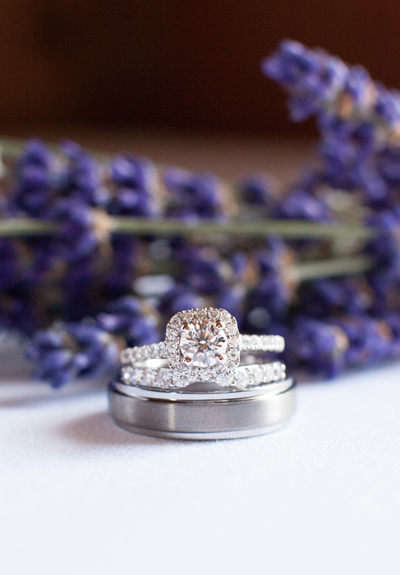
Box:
<box><xmin>59</xmin><ymin>411</ymin><xmax>167</xmax><ymax>447</ymax></box>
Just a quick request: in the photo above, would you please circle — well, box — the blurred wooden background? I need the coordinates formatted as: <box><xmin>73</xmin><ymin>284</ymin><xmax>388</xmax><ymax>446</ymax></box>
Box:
<box><xmin>0</xmin><ymin>1</ymin><xmax>400</xmax><ymax>134</ymax></box>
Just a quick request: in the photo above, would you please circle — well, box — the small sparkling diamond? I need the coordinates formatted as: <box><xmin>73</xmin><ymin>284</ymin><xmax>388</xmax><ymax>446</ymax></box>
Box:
<box><xmin>120</xmin><ymin>349</ymin><xmax>132</xmax><ymax>364</ymax></box>
<box><xmin>122</xmin><ymin>366</ymin><xmax>133</xmax><ymax>382</ymax></box>
<box><xmin>155</xmin><ymin>370</ymin><xmax>171</xmax><ymax>388</ymax></box>
<box><xmin>263</xmin><ymin>364</ymin><xmax>273</xmax><ymax>381</ymax></box>
<box><xmin>179</xmin><ymin>319</ymin><xmax>228</xmax><ymax>368</ymax></box>
<box><xmin>234</xmin><ymin>369</ymin><xmax>246</xmax><ymax>389</ymax></box>
<box><xmin>215</xmin><ymin>374</ymin><xmax>234</xmax><ymax>387</ymax></box>
<box><xmin>245</xmin><ymin>366</ymin><xmax>256</xmax><ymax>387</ymax></box>
<box><xmin>254</xmin><ymin>367</ymin><xmax>264</xmax><ymax>385</ymax></box>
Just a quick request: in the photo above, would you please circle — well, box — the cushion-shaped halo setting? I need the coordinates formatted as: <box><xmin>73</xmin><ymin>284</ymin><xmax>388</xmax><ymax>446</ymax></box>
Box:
<box><xmin>165</xmin><ymin>308</ymin><xmax>240</xmax><ymax>382</ymax></box>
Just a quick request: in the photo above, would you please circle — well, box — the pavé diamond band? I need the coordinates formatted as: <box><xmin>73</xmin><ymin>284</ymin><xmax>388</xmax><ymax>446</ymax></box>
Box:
<box><xmin>120</xmin><ymin>359</ymin><xmax>286</xmax><ymax>390</ymax></box>
<box><xmin>120</xmin><ymin>307</ymin><xmax>285</xmax><ymax>389</ymax></box>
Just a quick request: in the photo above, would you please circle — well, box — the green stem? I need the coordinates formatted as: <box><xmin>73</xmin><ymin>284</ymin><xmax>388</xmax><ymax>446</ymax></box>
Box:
<box><xmin>154</xmin><ymin>254</ymin><xmax>373</xmax><ymax>283</ymax></box>
<box><xmin>0</xmin><ymin>219</ymin><xmax>57</xmax><ymax>236</ymax></box>
<box><xmin>0</xmin><ymin>216</ymin><xmax>374</xmax><ymax>240</ymax></box>
<box><xmin>0</xmin><ymin>216</ymin><xmax>373</xmax><ymax>279</ymax></box>
<box><xmin>0</xmin><ymin>137</ymin><xmax>29</xmax><ymax>158</ymax></box>
<box><xmin>113</xmin><ymin>216</ymin><xmax>374</xmax><ymax>239</ymax></box>
<box><xmin>291</xmin><ymin>255</ymin><xmax>372</xmax><ymax>282</ymax></box>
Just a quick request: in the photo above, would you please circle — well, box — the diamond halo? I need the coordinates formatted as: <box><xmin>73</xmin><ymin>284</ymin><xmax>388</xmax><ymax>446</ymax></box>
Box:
<box><xmin>166</xmin><ymin>308</ymin><xmax>240</xmax><ymax>382</ymax></box>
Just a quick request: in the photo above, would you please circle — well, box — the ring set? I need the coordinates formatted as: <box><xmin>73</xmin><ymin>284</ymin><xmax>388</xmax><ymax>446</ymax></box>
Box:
<box><xmin>108</xmin><ymin>307</ymin><xmax>296</xmax><ymax>440</ymax></box>
<box><xmin>120</xmin><ymin>308</ymin><xmax>286</xmax><ymax>389</ymax></box>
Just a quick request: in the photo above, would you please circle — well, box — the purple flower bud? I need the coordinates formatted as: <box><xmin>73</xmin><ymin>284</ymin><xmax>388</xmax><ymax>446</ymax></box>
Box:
<box><xmin>334</xmin><ymin>315</ymin><xmax>390</xmax><ymax>367</ymax></box>
<box><xmin>292</xmin><ymin>316</ymin><xmax>347</xmax><ymax>378</ymax></box>
<box><xmin>97</xmin><ymin>296</ymin><xmax>159</xmax><ymax>347</ymax></box>
<box><xmin>374</xmin><ymin>86</ymin><xmax>400</xmax><ymax>127</ymax></box>
<box><xmin>381</xmin><ymin>312</ymin><xmax>400</xmax><ymax>357</ymax></box>
<box><xmin>27</xmin><ymin>322</ymin><xmax>120</xmax><ymax>388</ymax></box>
<box><xmin>12</xmin><ymin>139</ymin><xmax>55</xmax><ymax>217</ymax></box>
<box><xmin>109</xmin><ymin>153</ymin><xmax>158</xmax><ymax>217</ymax></box>
<box><xmin>176</xmin><ymin>246</ymin><xmax>229</xmax><ymax>295</ymax></box>
<box><xmin>49</xmin><ymin>198</ymin><xmax>98</xmax><ymax>262</ymax></box>
<box><xmin>299</xmin><ymin>278</ymin><xmax>372</xmax><ymax>318</ymax></box>
<box><xmin>256</xmin><ymin>238</ymin><xmax>290</xmax><ymax>275</ymax></box>
<box><xmin>61</xmin><ymin>140</ymin><xmax>108</xmax><ymax>207</ymax></box>
<box><xmin>236</xmin><ymin>175</ymin><xmax>276</xmax><ymax>211</ymax></box>
<box><xmin>365</xmin><ymin>211</ymin><xmax>400</xmax><ymax>279</ymax></box>
<box><xmin>342</xmin><ymin>65</ymin><xmax>373</xmax><ymax>106</ymax></box>
<box><xmin>158</xmin><ymin>285</ymin><xmax>203</xmax><ymax>318</ymax></box>
<box><xmin>262</xmin><ymin>40</ymin><xmax>347</xmax><ymax>121</ymax></box>
<box><xmin>276</xmin><ymin>188</ymin><xmax>331</xmax><ymax>221</ymax></box>
<box><xmin>164</xmin><ymin>168</ymin><xmax>224</xmax><ymax>220</ymax></box>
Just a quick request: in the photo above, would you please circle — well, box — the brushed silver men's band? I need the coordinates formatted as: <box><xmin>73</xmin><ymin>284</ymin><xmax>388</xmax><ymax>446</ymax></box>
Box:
<box><xmin>108</xmin><ymin>378</ymin><xmax>296</xmax><ymax>440</ymax></box>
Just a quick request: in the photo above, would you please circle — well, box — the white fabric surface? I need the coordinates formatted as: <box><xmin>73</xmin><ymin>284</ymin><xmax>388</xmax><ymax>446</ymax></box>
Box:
<box><xmin>1</xmin><ymin>347</ymin><xmax>400</xmax><ymax>575</ymax></box>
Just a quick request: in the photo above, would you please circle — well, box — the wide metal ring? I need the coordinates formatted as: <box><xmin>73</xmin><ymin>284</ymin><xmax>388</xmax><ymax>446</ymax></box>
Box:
<box><xmin>108</xmin><ymin>378</ymin><xmax>296</xmax><ymax>440</ymax></box>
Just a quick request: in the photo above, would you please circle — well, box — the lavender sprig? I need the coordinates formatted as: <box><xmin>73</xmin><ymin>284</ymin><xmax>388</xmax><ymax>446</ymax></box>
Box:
<box><xmin>27</xmin><ymin>295</ymin><xmax>159</xmax><ymax>388</ymax></box>
<box><xmin>262</xmin><ymin>40</ymin><xmax>400</xmax><ymax>211</ymax></box>
<box><xmin>262</xmin><ymin>39</ymin><xmax>400</xmax><ymax>140</ymax></box>
<box><xmin>262</xmin><ymin>39</ymin><xmax>349</xmax><ymax>122</ymax></box>
<box><xmin>27</xmin><ymin>323</ymin><xmax>120</xmax><ymax>388</ymax></box>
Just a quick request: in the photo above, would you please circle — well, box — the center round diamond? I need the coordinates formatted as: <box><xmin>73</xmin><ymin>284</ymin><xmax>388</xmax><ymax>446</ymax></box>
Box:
<box><xmin>179</xmin><ymin>320</ymin><xmax>228</xmax><ymax>368</ymax></box>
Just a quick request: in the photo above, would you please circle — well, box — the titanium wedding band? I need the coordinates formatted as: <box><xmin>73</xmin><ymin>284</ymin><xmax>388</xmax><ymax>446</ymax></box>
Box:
<box><xmin>108</xmin><ymin>378</ymin><xmax>296</xmax><ymax>440</ymax></box>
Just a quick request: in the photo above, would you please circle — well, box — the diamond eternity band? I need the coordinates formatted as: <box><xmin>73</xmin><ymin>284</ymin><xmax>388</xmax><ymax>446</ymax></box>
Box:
<box><xmin>120</xmin><ymin>360</ymin><xmax>286</xmax><ymax>390</ymax></box>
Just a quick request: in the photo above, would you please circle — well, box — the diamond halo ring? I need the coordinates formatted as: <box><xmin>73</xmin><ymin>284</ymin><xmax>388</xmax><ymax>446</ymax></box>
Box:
<box><xmin>120</xmin><ymin>307</ymin><xmax>286</xmax><ymax>390</ymax></box>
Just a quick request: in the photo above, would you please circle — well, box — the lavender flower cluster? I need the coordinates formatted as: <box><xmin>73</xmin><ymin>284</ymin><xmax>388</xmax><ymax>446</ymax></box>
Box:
<box><xmin>2</xmin><ymin>39</ymin><xmax>400</xmax><ymax>387</ymax></box>
<box><xmin>262</xmin><ymin>39</ymin><xmax>400</xmax><ymax>376</ymax></box>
